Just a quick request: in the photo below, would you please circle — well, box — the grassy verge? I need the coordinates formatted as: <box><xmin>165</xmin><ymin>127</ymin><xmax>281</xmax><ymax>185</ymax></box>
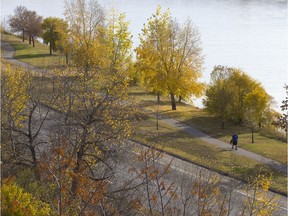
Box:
<box><xmin>1</xmin><ymin>34</ymin><xmax>66</xmax><ymax>68</ymax></box>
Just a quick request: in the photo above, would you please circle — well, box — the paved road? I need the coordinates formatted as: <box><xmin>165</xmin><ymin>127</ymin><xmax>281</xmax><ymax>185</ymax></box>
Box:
<box><xmin>132</xmin><ymin>141</ymin><xmax>288</xmax><ymax>215</ymax></box>
<box><xmin>160</xmin><ymin>116</ymin><xmax>287</xmax><ymax>173</ymax></box>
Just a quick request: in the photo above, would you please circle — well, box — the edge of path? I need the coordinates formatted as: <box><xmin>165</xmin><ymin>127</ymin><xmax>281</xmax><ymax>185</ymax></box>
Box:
<box><xmin>130</xmin><ymin>139</ymin><xmax>288</xmax><ymax>197</ymax></box>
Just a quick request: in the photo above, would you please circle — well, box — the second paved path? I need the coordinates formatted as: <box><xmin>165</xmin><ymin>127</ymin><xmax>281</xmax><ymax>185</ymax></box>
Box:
<box><xmin>161</xmin><ymin>116</ymin><xmax>287</xmax><ymax>173</ymax></box>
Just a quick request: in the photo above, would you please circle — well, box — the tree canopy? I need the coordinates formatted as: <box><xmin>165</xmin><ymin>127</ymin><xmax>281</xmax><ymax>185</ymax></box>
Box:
<box><xmin>64</xmin><ymin>0</ymin><xmax>105</xmax><ymax>68</ymax></box>
<box><xmin>204</xmin><ymin>66</ymin><xmax>272</xmax><ymax>128</ymax></box>
<box><xmin>8</xmin><ymin>6</ymin><xmax>29</xmax><ymax>42</ymax></box>
<box><xmin>8</xmin><ymin>6</ymin><xmax>42</xmax><ymax>46</ymax></box>
<box><xmin>42</xmin><ymin>17</ymin><xmax>68</xmax><ymax>55</ymax></box>
<box><xmin>136</xmin><ymin>6</ymin><xmax>204</xmax><ymax>110</ymax></box>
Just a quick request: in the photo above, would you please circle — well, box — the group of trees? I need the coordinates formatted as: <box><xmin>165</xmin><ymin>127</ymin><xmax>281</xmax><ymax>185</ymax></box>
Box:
<box><xmin>8</xmin><ymin>5</ymin><xmax>69</xmax><ymax>58</ymax></box>
<box><xmin>203</xmin><ymin>66</ymin><xmax>288</xmax><ymax>143</ymax></box>
<box><xmin>203</xmin><ymin>66</ymin><xmax>272</xmax><ymax>129</ymax></box>
<box><xmin>8</xmin><ymin>4</ymin><xmax>204</xmax><ymax>111</ymax></box>
<box><xmin>2</xmin><ymin>0</ymin><xmax>285</xmax><ymax>214</ymax></box>
<box><xmin>8</xmin><ymin>3</ymin><xmax>280</xmax><ymax>119</ymax></box>
<box><xmin>8</xmin><ymin>6</ymin><xmax>43</xmax><ymax>47</ymax></box>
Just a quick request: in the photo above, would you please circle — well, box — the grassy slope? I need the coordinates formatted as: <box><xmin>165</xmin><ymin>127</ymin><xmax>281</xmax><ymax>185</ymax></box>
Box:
<box><xmin>1</xmin><ymin>34</ymin><xmax>66</xmax><ymax>68</ymax></box>
<box><xmin>2</xmin><ymin>34</ymin><xmax>287</xmax><ymax>194</ymax></box>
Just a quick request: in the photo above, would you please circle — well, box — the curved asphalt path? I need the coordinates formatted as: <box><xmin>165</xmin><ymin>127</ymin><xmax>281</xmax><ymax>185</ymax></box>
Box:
<box><xmin>1</xmin><ymin>41</ymin><xmax>36</xmax><ymax>69</ymax></box>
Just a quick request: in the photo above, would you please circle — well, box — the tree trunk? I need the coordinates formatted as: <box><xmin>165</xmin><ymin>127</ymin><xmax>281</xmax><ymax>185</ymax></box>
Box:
<box><xmin>178</xmin><ymin>96</ymin><xmax>182</xmax><ymax>103</ymax></box>
<box><xmin>65</xmin><ymin>53</ymin><xmax>69</xmax><ymax>64</ymax></box>
<box><xmin>32</xmin><ymin>37</ymin><xmax>35</xmax><ymax>47</ymax></box>
<box><xmin>22</xmin><ymin>29</ymin><xmax>25</xmax><ymax>42</ymax></box>
<box><xmin>29</xmin><ymin>35</ymin><xmax>32</xmax><ymax>44</ymax></box>
<box><xmin>49</xmin><ymin>43</ymin><xmax>52</xmax><ymax>55</ymax></box>
<box><xmin>285</xmin><ymin>126</ymin><xmax>288</xmax><ymax>143</ymax></box>
<box><xmin>251</xmin><ymin>127</ymin><xmax>254</xmax><ymax>143</ymax></box>
<box><xmin>157</xmin><ymin>92</ymin><xmax>160</xmax><ymax>103</ymax></box>
<box><xmin>70</xmin><ymin>144</ymin><xmax>85</xmax><ymax>199</ymax></box>
<box><xmin>31</xmin><ymin>147</ymin><xmax>41</xmax><ymax>180</ymax></box>
<box><xmin>170</xmin><ymin>93</ymin><xmax>176</xmax><ymax>110</ymax></box>
<box><xmin>70</xmin><ymin>156</ymin><xmax>80</xmax><ymax>198</ymax></box>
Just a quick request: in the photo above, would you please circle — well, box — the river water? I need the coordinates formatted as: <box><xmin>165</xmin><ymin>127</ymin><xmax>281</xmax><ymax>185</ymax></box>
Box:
<box><xmin>1</xmin><ymin>0</ymin><xmax>287</xmax><ymax>110</ymax></box>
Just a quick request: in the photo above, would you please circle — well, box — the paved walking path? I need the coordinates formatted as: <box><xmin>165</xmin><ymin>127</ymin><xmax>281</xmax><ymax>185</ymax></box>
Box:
<box><xmin>160</xmin><ymin>115</ymin><xmax>287</xmax><ymax>173</ymax></box>
<box><xmin>1</xmin><ymin>41</ymin><xmax>37</xmax><ymax>69</ymax></box>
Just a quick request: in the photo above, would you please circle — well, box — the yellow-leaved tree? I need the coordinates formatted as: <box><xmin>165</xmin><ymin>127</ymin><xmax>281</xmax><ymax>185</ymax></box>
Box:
<box><xmin>64</xmin><ymin>0</ymin><xmax>105</xmax><ymax>69</ymax></box>
<box><xmin>1</xmin><ymin>62</ymin><xmax>30</xmax><ymax>129</ymax></box>
<box><xmin>1</xmin><ymin>178</ymin><xmax>51</xmax><ymax>216</ymax></box>
<box><xmin>204</xmin><ymin>66</ymin><xmax>272</xmax><ymax>136</ymax></box>
<box><xmin>241</xmin><ymin>173</ymin><xmax>280</xmax><ymax>215</ymax></box>
<box><xmin>136</xmin><ymin>6</ymin><xmax>204</xmax><ymax>110</ymax></box>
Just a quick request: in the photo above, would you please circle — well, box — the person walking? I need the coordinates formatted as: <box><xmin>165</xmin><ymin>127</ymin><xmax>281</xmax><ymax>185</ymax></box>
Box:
<box><xmin>230</xmin><ymin>133</ymin><xmax>238</xmax><ymax>150</ymax></box>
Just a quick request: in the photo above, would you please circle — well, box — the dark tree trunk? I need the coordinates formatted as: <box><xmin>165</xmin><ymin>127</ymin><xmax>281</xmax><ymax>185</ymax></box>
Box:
<box><xmin>157</xmin><ymin>92</ymin><xmax>160</xmax><ymax>103</ymax></box>
<box><xmin>31</xmin><ymin>147</ymin><xmax>40</xmax><ymax>180</ymax></box>
<box><xmin>178</xmin><ymin>96</ymin><xmax>182</xmax><ymax>103</ymax></box>
<box><xmin>32</xmin><ymin>37</ymin><xmax>35</xmax><ymax>47</ymax></box>
<box><xmin>49</xmin><ymin>43</ymin><xmax>52</xmax><ymax>55</ymax></box>
<box><xmin>70</xmin><ymin>143</ymin><xmax>85</xmax><ymax>200</ymax></box>
<box><xmin>22</xmin><ymin>29</ymin><xmax>25</xmax><ymax>42</ymax></box>
<box><xmin>29</xmin><ymin>35</ymin><xmax>32</xmax><ymax>44</ymax></box>
<box><xmin>170</xmin><ymin>93</ymin><xmax>176</xmax><ymax>110</ymax></box>
<box><xmin>65</xmin><ymin>53</ymin><xmax>69</xmax><ymax>64</ymax></box>
<box><xmin>251</xmin><ymin>127</ymin><xmax>254</xmax><ymax>143</ymax></box>
<box><xmin>70</xmin><ymin>154</ymin><xmax>81</xmax><ymax>198</ymax></box>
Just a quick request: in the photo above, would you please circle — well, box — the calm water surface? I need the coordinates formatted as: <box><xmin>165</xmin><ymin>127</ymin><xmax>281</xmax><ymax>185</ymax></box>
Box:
<box><xmin>1</xmin><ymin>0</ymin><xmax>287</xmax><ymax>109</ymax></box>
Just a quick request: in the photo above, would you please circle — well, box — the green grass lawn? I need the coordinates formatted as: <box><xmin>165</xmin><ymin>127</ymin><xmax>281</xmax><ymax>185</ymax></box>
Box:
<box><xmin>129</xmin><ymin>86</ymin><xmax>287</xmax><ymax>165</ymax></box>
<box><xmin>2</xmin><ymin>34</ymin><xmax>66</xmax><ymax>68</ymax></box>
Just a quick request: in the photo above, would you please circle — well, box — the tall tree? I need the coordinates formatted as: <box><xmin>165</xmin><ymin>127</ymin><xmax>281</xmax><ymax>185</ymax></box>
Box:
<box><xmin>42</xmin><ymin>17</ymin><xmax>69</xmax><ymax>55</ymax></box>
<box><xmin>203</xmin><ymin>66</ymin><xmax>234</xmax><ymax>129</ymax></box>
<box><xmin>106</xmin><ymin>12</ymin><xmax>133</xmax><ymax>79</ymax></box>
<box><xmin>136</xmin><ymin>6</ymin><xmax>204</xmax><ymax>110</ymax></box>
<box><xmin>26</xmin><ymin>10</ymin><xmax>43</xmax><ymax>47</ymax></box>
<box><xmin>8</xmin><ymin>6</ymin><xmax>29</xmax><ymax>42</ymax></box>
<box><xmin>244</xmin><ymin>84</ymin><xmax>271</xmax><ymax>143</ymax></box>
<box><xmin>64</xmin><ymin>0</ymin><xmax>105</xmax><ymax>68</ymax></box>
